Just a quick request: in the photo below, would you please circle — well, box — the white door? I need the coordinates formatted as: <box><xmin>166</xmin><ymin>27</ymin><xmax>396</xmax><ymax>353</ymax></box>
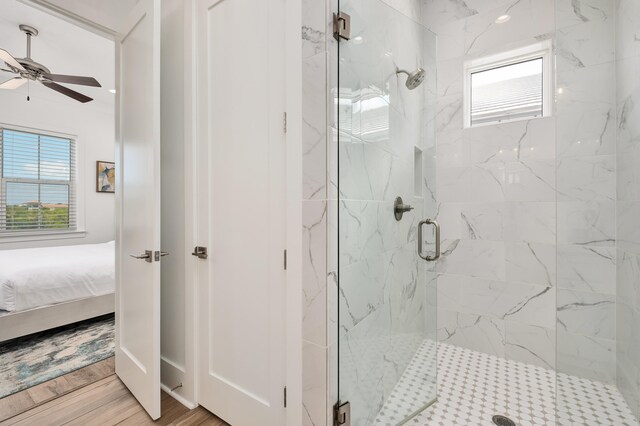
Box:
<box><xmin>195</xmin><ymin>0</ymin><xmax>287</xmax><ymax>424</ymax></box>
<box><xmin>115</xmin><ymin>0</ymin><xmax>162</xmax><ymax>420</ymax></box>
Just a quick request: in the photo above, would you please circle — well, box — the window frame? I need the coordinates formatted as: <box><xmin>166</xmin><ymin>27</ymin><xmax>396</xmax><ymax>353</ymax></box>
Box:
<box><xmin>0</xmin><ymin>123</ymin><xmax>85</xmax><ymax>241</ymax></box>
<box><xmin>463</xmin><ymin>40</ymin><xmax>553</xmax><ymax>129</ymax></box>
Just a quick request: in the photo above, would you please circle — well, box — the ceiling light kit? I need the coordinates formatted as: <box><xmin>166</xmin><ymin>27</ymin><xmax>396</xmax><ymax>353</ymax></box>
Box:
<box><xmin>0</xmin><ymin>24</ymin><xmax>102</xmax><ymax>103</ymax></box>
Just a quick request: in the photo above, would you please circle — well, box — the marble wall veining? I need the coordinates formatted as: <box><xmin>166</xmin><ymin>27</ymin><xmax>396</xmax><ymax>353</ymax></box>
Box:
<box><xmin>423</xmin><ymin>0</ymin><xmax>559</xmax><ymax>372</ymax></box>
<box><xmin>616</xmin><ymin>0</ymin><xmax>640</xmax><ymax>419</ymax></box>
<box><xmin>301</xmin><ymin>0</ymin><xmax>638</xmax><ymax>424</ymax></box>
<box><xmin>555</xmin><ymin>0</ymin><xmax>617</xmax><ymax>385</ymax></box>
<box><xmin>336</xmin><ymin>0</ymin><xmax>438</xmax><ymax>424</ymax></box>
<box><xmin>301</xmin><ymin>1</ymin><xmax>330</xmax><ymax>424</ymax></box>
<box><xmin>422</xmin><ymin>0</ymin><xmax>620</xmax><ymax>387</ymax></box>
<box><xmin>301</xmin><ymin>0</ymin><xmax>435</xmax><ymax>424</ymax></box>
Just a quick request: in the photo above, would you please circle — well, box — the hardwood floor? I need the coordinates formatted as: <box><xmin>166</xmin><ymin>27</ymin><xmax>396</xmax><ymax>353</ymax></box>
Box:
<box><xmin>0</xmin><ymin>357</ymin><xmax>116</xmax><ymax>422</ymax></box>
<box><xmin>0</xmin><ymin>358</ymin><xmax>228</xmax><ymax>426</ymax></box>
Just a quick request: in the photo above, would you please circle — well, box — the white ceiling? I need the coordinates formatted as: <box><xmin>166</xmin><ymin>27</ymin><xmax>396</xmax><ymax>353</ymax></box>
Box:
<box><xmin>33</xmin><ymin>0</ymin><xmax>139</xmax><ymax>33</ymax></box>
<box><xmin>0</xmin><ymin>0</ymin><xmax>115</xmax><ymax>109</ymax></box>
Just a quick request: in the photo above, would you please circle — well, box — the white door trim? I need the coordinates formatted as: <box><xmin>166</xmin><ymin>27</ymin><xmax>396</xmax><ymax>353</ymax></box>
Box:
<box><xmin>283</xmin><ymin>0</ymin><xmax>303</xmax><ymax>423</ymax></box>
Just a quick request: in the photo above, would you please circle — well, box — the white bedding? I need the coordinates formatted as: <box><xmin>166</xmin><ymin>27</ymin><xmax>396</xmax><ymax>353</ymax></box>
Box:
<box><xmin>0</xmin><ymin>241</ymin><xmax>115</xmax><ymax>312</ymax></box>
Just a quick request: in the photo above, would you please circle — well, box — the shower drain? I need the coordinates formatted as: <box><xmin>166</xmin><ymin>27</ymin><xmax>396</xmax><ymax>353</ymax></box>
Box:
<box><xmin>492</xmin><ymin>415</ymin><xmax>517</xmax><ymax>426</ymax></box>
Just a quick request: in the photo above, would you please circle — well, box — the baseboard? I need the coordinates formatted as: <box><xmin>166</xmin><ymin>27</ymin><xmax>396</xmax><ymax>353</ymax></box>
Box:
<box><xmin>160</xmin><ymin>356</ymin><xmax>197</xmax><ymax>409</ymax></box>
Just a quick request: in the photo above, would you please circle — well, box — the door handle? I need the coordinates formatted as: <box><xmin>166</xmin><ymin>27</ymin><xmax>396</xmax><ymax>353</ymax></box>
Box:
<box><xmin>130</xmin><ymin>250</ymin><xmax>153</xmax><ymax>263</ymax></box>
<box><xmin>192</xmin><ymin>246</ymin><xmax>208</xmax><ymax>259</ymax></box>
<box><xmin>154</xmin><ymin>251</ymin><xmax>170</xmax><ymax>261</ymax></box>
<box><xmin>418</xmin><ymin>219</ymin><xmax>440</xmax><ymax>261</ymax></box>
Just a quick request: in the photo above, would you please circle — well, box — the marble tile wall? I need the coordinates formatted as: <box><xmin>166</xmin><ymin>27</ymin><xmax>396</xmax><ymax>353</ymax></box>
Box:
<box><xmin>302</xmin><ymin>0</ymin><xmax>631</xmax><ymax>424</ymax></box>
<box><xmin>616</xmin><ymin>0</ymin><xmax>640</xmax><ymax>419</ymax></box>
<box><xmin>301</xmin><ymin>0</ymin><xmax>329</xmax><ymax>424</ymax></box>
<box><xmin>555</xmin><ymin>0</ymin><xmax>617</xmax><ymax>384</ymax></box>
<box><xmin>421</xmin><ymin>0</ymin><xmax>620</xmax><ymax>387</ymax></box>
<box><xmin>422</xmin><ymin>0</ymin><xmax>559</xmax><ymax>372</ymax></box>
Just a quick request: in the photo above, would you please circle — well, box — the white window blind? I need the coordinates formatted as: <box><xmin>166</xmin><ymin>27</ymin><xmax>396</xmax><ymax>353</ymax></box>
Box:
<box><xmin>0</xmin><ymin>128</ymin><xmax>77</xmax><ymax>234</ymax></box>
<box><xmin>470</xmin><ymin>58</ymin><xmax>543</xmax><ymax>126</ymax></box>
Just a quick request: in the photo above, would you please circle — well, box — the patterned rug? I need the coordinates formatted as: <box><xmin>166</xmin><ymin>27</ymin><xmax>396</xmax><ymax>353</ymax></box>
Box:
<box><xmin>0</xmin><ymin>314</ymin><xmax>114</xmax><ymax>398</ymax></box>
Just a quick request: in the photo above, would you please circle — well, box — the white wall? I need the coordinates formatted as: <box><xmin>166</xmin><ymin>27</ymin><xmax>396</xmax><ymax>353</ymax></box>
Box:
<box><xmin>0</xmin><ymin>89</ymin><xmax>115</xmax><ymax>250</ymax></box>
<box><xmin>0</xmin><ymin>0</ymin><xmax>116</xmax><ymax>250</ymax></box>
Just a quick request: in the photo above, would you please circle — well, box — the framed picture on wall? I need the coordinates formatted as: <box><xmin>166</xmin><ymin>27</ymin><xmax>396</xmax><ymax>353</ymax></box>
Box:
<box><xmin>96</xmin><ymin>161</ymin><xmax>115</xmax><ymax>193</ymax></box>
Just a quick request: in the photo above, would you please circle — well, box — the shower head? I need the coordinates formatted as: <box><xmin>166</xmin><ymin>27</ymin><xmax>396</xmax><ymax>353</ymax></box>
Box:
<box><xmin>396</xmin><ymin>67</ymin><xmax>426</xmax><ymax>90</ymax></box>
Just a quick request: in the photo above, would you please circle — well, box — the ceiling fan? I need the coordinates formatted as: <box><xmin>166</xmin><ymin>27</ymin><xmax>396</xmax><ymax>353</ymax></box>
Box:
<box><xmin>0</xmin><ymin>24</ymin><xmax>101</xmax><ymax>103</ymax></box>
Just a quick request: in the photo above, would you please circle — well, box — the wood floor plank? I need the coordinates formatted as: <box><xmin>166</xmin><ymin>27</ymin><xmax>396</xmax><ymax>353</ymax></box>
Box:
<box><xmin>1</xmin><ymin>375</ymin><xmax>124</xmax><ymax>426</ymax></box>
<box><xmin>169</xmin><ymin>407</ymin><xmax>226</xmax><ymax>426</ymax></box>
<box><xmin>63</xmin><ymin>391</ymin><xmax>141</xmax><ymax>426</ymax></box>
<box><xmin>113</xmin><ymin>392</ymin><xmax>191</xmax><ymax>426</ymax></box>
<box><xmin>63</xmin><ymin>358</ymin><xmax>115</xmax><ymax>388</ymax></box>
<box><xmin>0</xmin><ymin>393</ymin><xmax>35</xmax><ymax>423</ymax></box>
<box><xmin>0</xmin><ymin>357</ymin><xmax>116</xmax><ymax>422</ymax></box>
<box><xmin>2</xmin><ymin>369</ymin><xmax>228</xmax><ymax>426</ymax></box>
<box><xmin>25</xmin><ymin>375</ymin><xmax>72</xmax><ymax>404</ymax></box>
<box><xmin>0</xmin><ymin>375</ymin><xmax>119</xmax><ymax>425</ymax></box>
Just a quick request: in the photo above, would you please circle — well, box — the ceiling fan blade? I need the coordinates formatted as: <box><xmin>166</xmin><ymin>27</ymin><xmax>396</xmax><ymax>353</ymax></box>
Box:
<box><xmin>0</xmin><ymin>77</ymin><xmax>26</xmax><ymax>89</ymax></box>
<box><xmin>42</xmin><ymin>82</ymin><xmax>93</xmax><ymax>103</ymax></box>
<box><xmin>43</xmin><ymin>73</ymin><xmax>101</xmax><ymax>87</ymax></box>
<box><xmin>0</xmin><ymin>48</ymin><xmax>25</xmax><ymax>72</ymax></box>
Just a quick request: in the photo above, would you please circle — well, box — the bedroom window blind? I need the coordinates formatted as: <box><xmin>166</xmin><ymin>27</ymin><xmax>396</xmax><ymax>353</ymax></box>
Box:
<box><xmin>0</xmin><ymin>127</ymin><xmax>77</xmax><ymax>234</ymax></box>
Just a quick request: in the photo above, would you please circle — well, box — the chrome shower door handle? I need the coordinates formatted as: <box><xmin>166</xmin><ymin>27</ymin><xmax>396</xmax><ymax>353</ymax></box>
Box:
<box><xmin>418</xmin><ymin>219</ymin><xmax>441</xmax><ymax>261</ymax></box>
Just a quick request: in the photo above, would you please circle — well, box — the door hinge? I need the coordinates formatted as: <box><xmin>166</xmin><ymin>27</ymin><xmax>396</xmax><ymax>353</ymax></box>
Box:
<box><xmin>334</xmin><ymin>401</ymin><xmax>350</xmax><ymax>426</ymax></box>
<box><xmin>283</xmin><ymin>386</ymin><xmax>287</xmax><ymax>408</ymax></box>
<box><xmin>333</xmin><ymin>12</ymin><xmax>351</xmax><ymax>41</ymax></box>
<box><xmin>283</xmin><ymin>112</ymin><xmax>287</xmax><ymax>133</ymax></box>
<box><xmin>283</xmin><ymin>249</ymin><xmax>287</xmax><ymax>270</ymax></box>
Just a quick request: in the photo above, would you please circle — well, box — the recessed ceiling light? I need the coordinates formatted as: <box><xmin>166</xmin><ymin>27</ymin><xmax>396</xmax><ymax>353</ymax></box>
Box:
<box><xmin>352</xmin><ymin>36</ymin><xmax>364</xmax><ymax>44</ymax></box>
<box><xmin>557</xmin><ymin>87</ymin><xmax>564</xmax><ymax>94</ymax></box>
<box><xmin>495</xmin><ymin>14</ymin><xmax>511</xmax><ymax>24</ymax></box>
<box><xmin>109</xmin><ymin>89</ymin><xmax>116</xmax><ymax>94</ymax></box>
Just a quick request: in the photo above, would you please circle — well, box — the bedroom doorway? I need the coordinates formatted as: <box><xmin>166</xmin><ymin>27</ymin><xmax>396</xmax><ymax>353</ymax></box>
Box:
<box><xmin>0</xmin><ymin>0</ymin><xmax>118</xmax><ymax>415</ymax></box>
<box><xmin>0</xmin><ymin>0</ymin><xmax>197</xmax><ymax>422</ymax></box>
<box><xmin>0</xmin><ymin>0</ymin><xmax>163</xmax><ymax>421</ymax></box>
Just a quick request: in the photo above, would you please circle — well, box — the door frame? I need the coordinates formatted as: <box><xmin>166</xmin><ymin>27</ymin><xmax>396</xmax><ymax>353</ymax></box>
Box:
<box><xmin>188</xmin><ymin>0</ymin><xmax>302</xmax><ymax>424</ymax></box>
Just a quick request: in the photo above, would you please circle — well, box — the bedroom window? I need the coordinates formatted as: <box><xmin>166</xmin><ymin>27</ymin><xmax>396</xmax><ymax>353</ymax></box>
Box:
<box><xmin>463</xmin><ymin>40</ymin><xmax>553</xmax><ymax>128</ymax></box>
<box><xmin>0</xmin><ymin>127</ymin><xmax>77</xmax><ymax>234</ymax></box>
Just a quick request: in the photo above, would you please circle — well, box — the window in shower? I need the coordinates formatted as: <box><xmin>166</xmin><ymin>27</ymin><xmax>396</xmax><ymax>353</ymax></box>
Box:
<box><xmin>464</xmin><ymin>40</ymin><xmax>553</xmax><ymax>127</ymax></box>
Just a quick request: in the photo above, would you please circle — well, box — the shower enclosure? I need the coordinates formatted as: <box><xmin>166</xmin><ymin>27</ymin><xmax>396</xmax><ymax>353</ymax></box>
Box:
<box><xmin>332</xmin><ymin>0</ymin><xmax>640</xmax><ymax>425</ymax></box>
<box><xmin>336</xmin><ymin>0</ymin><xmax>439</xmax><ymax>424</ymax></box>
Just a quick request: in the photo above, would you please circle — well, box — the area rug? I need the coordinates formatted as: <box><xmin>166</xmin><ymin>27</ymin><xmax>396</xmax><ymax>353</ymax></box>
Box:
<box><xmin>0</xmin><ymin>313</ymin><xmax>114</xmax><ymax>398</ymax></box>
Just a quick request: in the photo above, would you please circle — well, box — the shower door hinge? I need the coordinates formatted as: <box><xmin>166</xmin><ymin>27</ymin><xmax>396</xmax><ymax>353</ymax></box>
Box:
<box><xmin>334</xmin><ymin>401</ymin><xmax>351</xmax><ymax>426</ymax></box>
<box><xmin>333</xmin><ymin>12</ymin><xmax>351</xmax><ymax>41</ymax></box>
<box><xmin>283</xmin><ymin>386</ymin><xmax>287</xmax><ymax>408</ymax></box>
<box><xmin>283</xmin><ymin>112</ymin><xmax>287</xmax><ymax>133</ymax></box>
<box><xmin>283</xmin><ymin>249</ymin><xmax>287</xmax><ymax>270</ymax></box>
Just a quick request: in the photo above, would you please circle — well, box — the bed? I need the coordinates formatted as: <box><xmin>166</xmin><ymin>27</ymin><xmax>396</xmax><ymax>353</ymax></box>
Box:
<box><xmin>0</xmin><ymin>241</ymin><xmax>115</xmax><ymax>341</ymax></box>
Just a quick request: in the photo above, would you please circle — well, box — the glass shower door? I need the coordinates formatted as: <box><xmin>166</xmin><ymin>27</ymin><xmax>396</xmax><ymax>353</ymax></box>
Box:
<box><xmin>336</xmin><ymin>0</ymin><xmax>439</xmax><ymax>424</ymax></box>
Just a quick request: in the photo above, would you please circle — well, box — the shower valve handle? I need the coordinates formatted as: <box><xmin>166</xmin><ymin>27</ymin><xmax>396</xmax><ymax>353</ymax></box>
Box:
<box><xmin>396</xmin><ymin>203</ymin><xmax>414</xmax><ymax>213</ymax></box>
<box><xmin>394</xmin><ymin>196</ymin><xmax>414</xmax><ymax>221</ymax></box>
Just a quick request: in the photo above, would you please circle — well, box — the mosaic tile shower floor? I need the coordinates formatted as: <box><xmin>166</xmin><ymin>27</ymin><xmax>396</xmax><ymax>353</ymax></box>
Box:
<box><xmin>374</xmin><ymin>341</ymin><xmax>638</xmax><ymax>425</ymax></box>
